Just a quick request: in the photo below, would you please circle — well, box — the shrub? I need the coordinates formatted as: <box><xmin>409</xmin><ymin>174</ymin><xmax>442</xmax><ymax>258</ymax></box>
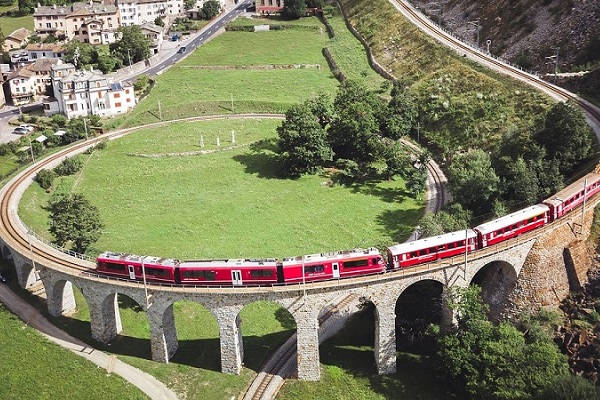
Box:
<box><xmin>55</xmin><ymin>156</ymin><xmax>84</xmax><ymax>176</ymax></box>
<box><xmin>35</xmin><ymin>169</ymin><xmax>56</xmax><ymax>190</ymax></box>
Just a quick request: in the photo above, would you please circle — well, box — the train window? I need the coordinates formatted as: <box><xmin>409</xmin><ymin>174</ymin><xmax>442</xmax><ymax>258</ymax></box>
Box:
<box><xmin>182</xmin><ymin>270</ymin><xmax>215</xmax><ymax>280</ymax></box>
<box><xmin>105</xmin><ymin>262</ymin><xmax>126</xmax><ymax>271</ymax></box>
<box><xmin>305</xmin><ymin>265</ymin><xmax>325</xmax><ymax>273</ymax></box>
<box><xmin>250</xmin><ymin>269</ymin><xmax>274</xmax><ymax>277</ymax></box>
<box><xmin>410</xmin><ymin>251</ymin><xmax>418</xmax><ymax>258</ymax></box>
<box><xmin>145</xmin><ymin>267</ymin><xmax>167</xmax><ymax>277</ymax></box>
<box><xmin>344</xmin><ymin>259</ymin><xmax>369</xmax><ymax>268</ymax></box>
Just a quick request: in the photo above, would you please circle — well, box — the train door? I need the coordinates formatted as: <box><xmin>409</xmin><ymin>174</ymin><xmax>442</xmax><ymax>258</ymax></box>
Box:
<box><xmin>231</xmin><ymin>270</ymin><xmax>243</xmax><ymax>286</ymax></box>
<box><xmin>128</xmin><ymin>265</ymin><xmax>135</xmax><ymax>280</ymax></box>
<box><xmin>332</xmin><ymin>262</ymin><xmax>340</xmax><ymax>279</ymax></box>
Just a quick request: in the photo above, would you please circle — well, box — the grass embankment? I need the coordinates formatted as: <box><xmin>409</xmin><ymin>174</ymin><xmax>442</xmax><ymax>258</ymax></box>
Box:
<box><xmin>0</xmin><ymin>1</ymin><xmax>33</xmax><ymax>34</ymax></box>
<box><xmin>0</xmin><ymin>300</ymin><xmax>148</xmax><ymax>400</ymax></box>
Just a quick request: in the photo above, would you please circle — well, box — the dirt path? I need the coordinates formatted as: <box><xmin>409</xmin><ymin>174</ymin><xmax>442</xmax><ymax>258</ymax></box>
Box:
<box><xmin>0</xmin><ymin>284</ymin><xmax>179</xmax><ymax>400</ymax></box>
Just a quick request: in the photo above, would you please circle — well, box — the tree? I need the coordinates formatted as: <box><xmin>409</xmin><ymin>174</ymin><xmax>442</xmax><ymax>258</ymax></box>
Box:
<box><xmin>154</xmin><ymin>16</ymin><xmax>164</xmax><ymax>27</ymax></box>
<box><xmin>438</xmin><ymin>286</ymin><xmax>571</xmax><ymax>400</ymax></box>
<box><xmin>380</xmin><ymin>80</ymin><xmax>417</xmax><ymax>140</ymax></box>
<box><xmin>183</xmin><ymin>0</ymin><xmax>195</xmax><ymax>10</ymax></box>
<box><xmin>447</xmin><ymin>150</ymin><xmax>500</xmax><ymax>215</ymax></box>
<box><xmin>306</xmin><ymin>0</ymin><xmax>324</xmax><ymax>8</ymax></box>
<box><xmin>306</xmin><ymin>93</ymin><xmax>333</xmax><ymax>129</ymax></box>
<box><xmin>328</xmin><ymin>80</ymin><xmax>383</xmax><ymax>165</ymax></box>
<box><xmin>110</xmin><ymin>25</ymin><xmax>151</xmax><ymax>65</ymax></box>
<box><xmin>48</xmin><ymin>193</ymin><xmax>103</xmax><ymax>253</ymax></box>
<box><xmin>202</xmin><ymin>0</ymin><xmax>221</xmax><ymax>19</ymax></box>
<box><xmin>63</xmin><ymin>40</ymin><xmax>98</xmax><ymax>68</ymax></box>
<box><xmin>536</xmin><ymin>101</ymin><xmax>594</xmax><ymax>175</ymax></box>
<box><xmin>281</xmin><ymin>0</ymin><xmax>306</xmax><ymax>20</ymax></box>
<box><xmin>277</xmin><ymin>102</ymin><xmax>332</xmax><ymax>177</ymax></box>
<box><xmin>96</xmin><ymin>53</ymin><xmax>120</xmax><ymax>73</ymax></box>
<box><xmin>133</xmin><ymin>74</ymin><xmax>150</xmax><ymax>92</ymax></box>
<box><xmin>381</xmin><ymin>139</ymin><xmax>409</xmax><ymax>180</ymax></box>
<box><xmin>35</xmin><ymin>169</ymin><xmax>55</xmax><ymax>190</ymax></box>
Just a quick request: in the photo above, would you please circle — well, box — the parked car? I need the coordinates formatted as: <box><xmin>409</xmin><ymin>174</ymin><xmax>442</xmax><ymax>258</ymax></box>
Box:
<box><xmin>19</xmin><ymin>124</ymin><xmax>34</xmax><ymax>132</ymax></box>
<box><xmin>13</xmin><ymin>127</ymin><xmax>28</xmax><ymax>135</ymax></box>
<box><xmin>177</xmin><ymin>46</ymin><xmax>187</xmax><ymax>54</ymax></box>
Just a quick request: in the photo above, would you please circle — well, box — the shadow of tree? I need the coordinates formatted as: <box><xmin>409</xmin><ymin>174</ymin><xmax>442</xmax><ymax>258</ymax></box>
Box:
<box><xmin>275</xmin><ymin>307</ymin><xmax>297</xmax><ymax>330</ymax></box>
<box><xmin>376</xmin><ymin>208</ymin><xmax>423</xmax><ymax>244</ymax></box>
<box><xmin>232</xmin><ymin>138</ymin><xmax>286</xmax><ymax>179</ymax></box>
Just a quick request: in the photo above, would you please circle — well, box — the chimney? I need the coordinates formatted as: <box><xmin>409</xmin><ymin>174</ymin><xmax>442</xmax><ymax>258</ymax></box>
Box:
<box><xmin>53</xmin><ymin>3</ymin><xmax>56</xmax><ymax>8</ymax></box>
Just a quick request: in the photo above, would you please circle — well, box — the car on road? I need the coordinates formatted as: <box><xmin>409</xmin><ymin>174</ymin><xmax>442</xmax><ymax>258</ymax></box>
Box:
<box><xmin>177</xmin><ymin>46</ymin><xmax>187</xmax><ymax>53</ymax></box>
<box><xmin>0</xmin><ymin>270</ymin><xmax>11</xmax><ymax>283</ymax></box>
<box><xmin>19</xmin><ymin>124</ymin><xmax>34</xmax><ymax>132</ymax></box>
<box><xmin>13</xmin><ymin>127</ymin><xmax>28</xmax><ymax>135</ymax></box>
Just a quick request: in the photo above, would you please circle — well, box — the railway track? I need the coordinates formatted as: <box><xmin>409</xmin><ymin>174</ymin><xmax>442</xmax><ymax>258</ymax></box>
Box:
<box><xmin>241</xmin><ymin>294</ymin><xmax>358</xmax><ymax>400</ymax></box>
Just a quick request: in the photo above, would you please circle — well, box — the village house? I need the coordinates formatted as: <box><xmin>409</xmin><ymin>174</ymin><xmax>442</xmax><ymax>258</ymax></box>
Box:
<box><xmin>25</xmin><ymin>43</ymin><xmax>65</xmax><ymax>61</ymax></box>
<box><xmin>117</xmin><ymin>0</ymin><xmax>184</xmax><ymax>27</ymax></box>
<box><xmin>5</xmin><ymin>58</ymin><xmax>62</xmax><ymax>106</ymax></box>
<box><xmin>2</xmin><ymin>28</ymin><xmax>32</xmax><ymax>52</ymax></box>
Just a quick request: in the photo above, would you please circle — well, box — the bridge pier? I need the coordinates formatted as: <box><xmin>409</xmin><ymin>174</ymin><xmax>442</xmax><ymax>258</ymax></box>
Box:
<box><xmin>87</xmin><ymin>292</ymin><xmax>122</xmax><ymax>343</ymax></box>
<box><xmin>294</xmin><ymin>308</ymin><xmax>320</xmax><ymax>381</ymax></box>
<box><xmin>374</xmin><ymin>302</ymin><xmax>396</xmax><ymax>375</ymax></box>
<box><xmin>12</xmin><ymin>253</ymin><xmax>39</xmax><ymax>289</ymax></box>
<box><xmin>148</xmin><ymin>303</ymin><xmax>178</xmax><ymax>363</ymax></box>
<box><xmin>46</xmin><ymin>279</ymin><xmax>76</xmax><ymax>316</ymax></box>
<box><xmin>214</xmin><ymin>305</ymin><xmax>244</xmax><ymax>374</ymax></box>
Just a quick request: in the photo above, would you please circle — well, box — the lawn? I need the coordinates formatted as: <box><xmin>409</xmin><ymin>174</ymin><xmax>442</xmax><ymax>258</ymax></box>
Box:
<box><xmin>20</xmin><ymin>118</ymin><xmax>423</xmax><ymax>258</ymax></box>
<box><xmin>0</xmin><ymin>11</ymin><xmax>33</xmax><ymax>36</ymax></box>
<box><xmin>0</xmin><ymin>301</ymin><xmax>148</xmax><ymax>400</ymax></box>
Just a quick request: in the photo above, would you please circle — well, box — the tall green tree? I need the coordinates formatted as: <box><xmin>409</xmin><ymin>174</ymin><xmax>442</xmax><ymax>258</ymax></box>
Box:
<box><xmin>281</xmin><ymin>0</ymin><xmax>306</xmax><ymax>20</ymax></box>
<box><xmin>328</xmin><ymin>80</ymin><xmax>383</xmax><ymax>165</ymax></box>
<box><xmin>536</xmin><ymin>101</ymin><xmax>594</xmax><ymax>175</ymax></box>
<box><xmin>380</xmin><ymin>80</ymin><xmax>417</xmax><ymax>140</ymax></box>
<box><xmin>49</xmin><ymin>193</ymin><xmax>103</xmax><ymax>253</ymax></box>
<box><xmin>277</xmin><ymin>103</ymin><xmax>332</xmax><ymax>177</ymax></box>
<box><xmin>447</xmin><ymin>149</ymin><xmax>500</xmax><ymax>215</ymax></box>
<box><xmin>201</xmin><ymin>0</ymin><xmax>221</xmax><ymax>19</ymax></box>
<box><xmin>63</xmin><ymin>40</ymin><xmax>98</xmax><ymax>68</ymax></box>
<box><xmin>110</xmin><ymin>25</ymin><xmax>151</xmax><ymax>65</ymax></box>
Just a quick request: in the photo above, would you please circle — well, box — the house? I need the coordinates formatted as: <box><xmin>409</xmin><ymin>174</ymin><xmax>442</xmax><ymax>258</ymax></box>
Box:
<box><xmin>255</xmin><ymin>0</ymin><xmax>321</xmax><ymax>16</ymax></box>
<box><xmin>2</xmin><ymin>28</ymin><xmax>31</xmax><ymax>52</ymax></box>
<box><xmin>140</xmin><ymin>22</ymin><xmax>164</xmax><ymax>54</ymax></box>
<box><xmin>46</xmin><ymin>63</ymin><xmax>136</xmax><ymax>118</ymax></box>
<box><xmin>186</xmin><ymin>0</ymin><xmax>225</xmax><ymax>19</ymax></box>
<box><xmin>117</xmin><ymin>0</ymin><xmax>184</xmax><ymax>27</ymax></box>
<box><xmin>26</xmin><ymin>43</ymin><xmax>65</xmax><ymax>61</ymax></box>
<box><xmin>33</xmin><ymin>1</ymin><xmax>121</xmax><ymax>44</ymax></box>
<box><xmin>30</xmin><ymin>58</ymin><xmax>62</xmax><ymax>96</ymax></box>
<box><xmin>7</xmin><ymin>67</ymin><xmax>36</xmax><ymax>106</ymax></box>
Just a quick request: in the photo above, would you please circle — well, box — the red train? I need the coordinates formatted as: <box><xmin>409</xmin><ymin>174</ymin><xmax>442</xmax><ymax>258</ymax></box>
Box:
<box><xmin>96</xmin><ymin>248</ymin><xmax>385</xmax><ymax>286</ymax></box>
<box><xmin>96</xmin><ymin>172</ymin><xmax>600</xmax><ymax>286</ymax></box>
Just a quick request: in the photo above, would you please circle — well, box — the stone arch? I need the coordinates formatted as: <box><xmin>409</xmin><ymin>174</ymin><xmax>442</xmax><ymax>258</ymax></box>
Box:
<box><xmin>165</xmin><ymin>299</ymin><xmax>221</xmax><ymax>370</ymax></box>
<box><xmin>395</xmin><ymin>279</ymin><xmax>444</xmax><ymax>354</ymax></box>
<box><xmin>471</xmin><ymin>260</ymin><xmax>518</xmax><ymax>322</ymax></box>
<box><xmin>46</xmin><ymin>278</ymin><xmax>78</xmax><ymax>317</ymax></box>
<box><xmin>11</xmin><ymin>253</ymin><xmax>38</xmax><ymax>288</ymax></box>
<box><xmin>237</xmin><ymin>299</ymin><xmax>296</xmax><ymax>372</ymax></box>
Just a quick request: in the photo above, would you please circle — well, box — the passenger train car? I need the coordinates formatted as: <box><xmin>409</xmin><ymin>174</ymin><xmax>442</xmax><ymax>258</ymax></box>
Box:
<box><xmin>95</xmin><ymin>172</ymin><xmax>600</xmax><ymax>286</ymax></box>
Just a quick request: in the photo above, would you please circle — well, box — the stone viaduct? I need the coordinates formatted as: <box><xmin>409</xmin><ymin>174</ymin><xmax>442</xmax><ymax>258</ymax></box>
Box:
<box><xmin>1</xmin><ymin>194</ymin><xmax>597</xmax><ymax>381</ymax></box>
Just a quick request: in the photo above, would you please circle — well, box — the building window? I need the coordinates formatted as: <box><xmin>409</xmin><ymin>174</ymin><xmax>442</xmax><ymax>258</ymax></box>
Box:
<box><xmin>46</xmin><ymin>23</ymin><xmax>51</xmax><ymax>28</ymax></box>
<box><xmin>115</xmin><ymin>102</ymin><xmax>121</xmax><ymax>107</ymax></box>
<box><xmin>114</xmin><ymin>93</ymin><xmax>120</xmax><ymax>98</ymax></box>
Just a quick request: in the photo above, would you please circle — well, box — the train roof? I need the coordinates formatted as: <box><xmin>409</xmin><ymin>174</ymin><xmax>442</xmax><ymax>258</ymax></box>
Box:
<box><xmin>543</xmin><ymin>172</ymin><xmax>600</xmax><ymax>206</ymax></box>
<box><xmin>473</xmin><ymin>204</ymin><xmax>549</xmax><ymax>235</ymax></box>
<box><xmin>180</xmin><ymin>258</ymin><xmax>278</xmax><ymax>268</ymax></box>
<box><xmin>281</xmin><ymin>248</ymin><xmax>381</xmax><ymax>265</ymax></box>
<box><xmin>97</xmin><ymin>251</ymin><xmax>180</xmax><ymax>266</ymax></box>
<box><xmin>387</xmin><ymin>230</ymin><xmax>477</xmax><ymax>256</ymax></box>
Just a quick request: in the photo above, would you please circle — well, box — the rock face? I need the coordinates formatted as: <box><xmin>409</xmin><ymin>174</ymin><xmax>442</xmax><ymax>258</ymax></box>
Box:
<box><xmin>411</xmin><ymin>0</ymin><xmax>600</xmax><ymax>73</ymax></box>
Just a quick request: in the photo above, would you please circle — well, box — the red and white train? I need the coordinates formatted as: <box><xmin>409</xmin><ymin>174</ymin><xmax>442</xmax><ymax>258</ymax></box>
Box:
<box><xmin>96</xmin><ymin>172</ymin><xmax>600</xmax><ymax>286</ymax></box>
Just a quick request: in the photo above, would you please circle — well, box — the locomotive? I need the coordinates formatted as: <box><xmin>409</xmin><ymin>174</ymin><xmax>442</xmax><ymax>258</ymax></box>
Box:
<box><xmin>96</xmin><ymin>172</ymin><xmax>600</xmax><ymax>286</ymax></box>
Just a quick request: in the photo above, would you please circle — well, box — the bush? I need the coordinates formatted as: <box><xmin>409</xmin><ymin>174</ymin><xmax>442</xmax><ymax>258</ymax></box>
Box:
<box><xmin>55</xmin><ymin>156</ymin><xmax>84</xmax><ymax>176</ymax></box>
<box><xmin>35</xmin><ymin>169</ymin><xmax>56</xmax><ymax>190</ymax></box>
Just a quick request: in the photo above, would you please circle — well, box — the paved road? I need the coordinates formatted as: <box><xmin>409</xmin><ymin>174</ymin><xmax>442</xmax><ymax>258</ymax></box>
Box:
<box><xmin>0</xmin><ymin>283</ymin><xmax>178</xmax><ymax>400</ymax></box>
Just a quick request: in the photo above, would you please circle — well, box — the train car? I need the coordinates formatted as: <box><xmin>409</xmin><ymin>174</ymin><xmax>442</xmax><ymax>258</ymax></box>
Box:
<box><xmin>473</xmin><ymin>205</ymin><xmax>549</xmax><ymax>248</ymax></box>
<box><xmin>96</xmin><ymin>252</ymin><xmax>179</xmax><ymax>283</ymax></box>
<box><xmin>177</xmin><ymin>258</ymin><xmax>279</xmax><ymax>286</ymax></box>
<box><xmin>387</xmin><ymin>230</ymin><xmax>477</xmax><ymax>270</ymax></box>
<box><xmin>543</xmin><ymin>172</ymin><xmax>600</xmax><ymax>221</ymax></box>
<box><xmin>278</xmin><ymin>248</ymin><xmax>385</xmax><ymax>284</ymax></box>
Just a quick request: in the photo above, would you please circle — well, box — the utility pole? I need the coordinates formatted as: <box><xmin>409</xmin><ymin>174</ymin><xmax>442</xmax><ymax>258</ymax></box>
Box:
<box><xmin>83</xmin><ymin>117</ymin><xmax>88</xmax><ymax>140</ymax></box>
<box><xmin>467</xmin><ymin>20</ymin><xmax>480</xmax><ymax>48</ymax></box>
<box><xmin>545</xmin><ymin>48</ymin><xmax>559</xmax><ymax>84</ymax></box>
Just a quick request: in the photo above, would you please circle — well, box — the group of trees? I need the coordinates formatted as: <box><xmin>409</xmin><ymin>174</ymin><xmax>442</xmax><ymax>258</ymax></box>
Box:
<box><xmin>183</xmin><ymin>0</ymin><xmax>221</xmax><ymax>19</ymax></box>
<box><xmin>277</xmin><ymin>79</ymin><xmax>425</xmax><ymax>195</ymax></box>
<box><xmin>280</xmin><ymin>0</ymin><xmax>324</xmax><ymax>20</ymax></box>
<box><xmin>61</xmin><ymin>26</ymin><xmax>151</xmax><ymax>73</ymax></box>
<box><xmin>437</xmin><ymin>286</ymin><xmax>600</xmax><ymax>399</ymax></box>
<box><xmin>421</xmin><ymin>100</ymin><xmax>595</xmax><ymax>233</ymax></box>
